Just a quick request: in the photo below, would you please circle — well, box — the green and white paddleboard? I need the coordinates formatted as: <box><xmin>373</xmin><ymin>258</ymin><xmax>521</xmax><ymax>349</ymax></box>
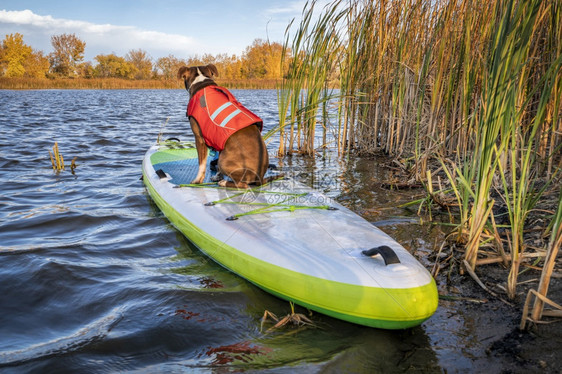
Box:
<box><xmin>142</xmin><ymin>140</ymin><xmax>438</xmax><ymax>329</ymax></box>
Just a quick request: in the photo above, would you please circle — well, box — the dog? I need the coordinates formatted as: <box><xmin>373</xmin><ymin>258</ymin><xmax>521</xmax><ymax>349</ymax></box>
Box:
<box><xmin>178</xmin><ymin>64</ymin><xmax>271</xmax><ymax>189</ymax></box>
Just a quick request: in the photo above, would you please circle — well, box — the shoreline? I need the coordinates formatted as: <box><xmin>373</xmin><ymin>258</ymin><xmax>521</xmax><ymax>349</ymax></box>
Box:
<box><xmin>0</xmin><ymin>77</ymin><xmax>281</xmax><ymax>90</ymax></box>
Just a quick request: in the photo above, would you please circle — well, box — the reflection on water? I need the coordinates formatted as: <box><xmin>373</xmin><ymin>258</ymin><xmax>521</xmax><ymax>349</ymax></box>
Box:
<box><xmin>0</xmin><ymin>89</ymin><xmax>483</xmax><ymax>372</ymax></box>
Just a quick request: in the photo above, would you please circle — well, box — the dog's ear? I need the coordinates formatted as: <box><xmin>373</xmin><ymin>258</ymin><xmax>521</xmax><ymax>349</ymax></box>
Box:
<box><xmin>205</xmin><ymin>64</ymin><xmax>219</xmax><ymax>78</ymax></box>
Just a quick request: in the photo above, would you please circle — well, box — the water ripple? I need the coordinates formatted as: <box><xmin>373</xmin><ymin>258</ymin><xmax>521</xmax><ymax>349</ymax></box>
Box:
<box><xmin>0</xmin><ymin>89</ymin><xmax>446</xmax><ymax>372</ymax></box>
<box><xmin>0</xmin><ymin>306</ymin><xmax>125</xmax><ymax>367</ymax></box>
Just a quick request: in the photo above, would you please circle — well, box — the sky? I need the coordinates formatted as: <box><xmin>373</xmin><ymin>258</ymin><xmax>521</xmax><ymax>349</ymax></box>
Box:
<box><xmin>0</xmin><ymin>0</ymin><xmax>315</xmax><ymax>62</ymax></box>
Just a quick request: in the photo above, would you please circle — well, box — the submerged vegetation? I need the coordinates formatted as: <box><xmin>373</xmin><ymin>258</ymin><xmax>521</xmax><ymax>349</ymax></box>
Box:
<box><xmin>276</xmin><ymin>0</ymin><xmax>562</xmax><ymax>312</ymax></box>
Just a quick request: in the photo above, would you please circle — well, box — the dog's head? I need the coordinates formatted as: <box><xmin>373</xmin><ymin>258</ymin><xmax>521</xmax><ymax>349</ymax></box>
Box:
<box><xmin>177</xmin><ymin>64</ymin><xmax>219</xmax><ymax>95</ymax></box>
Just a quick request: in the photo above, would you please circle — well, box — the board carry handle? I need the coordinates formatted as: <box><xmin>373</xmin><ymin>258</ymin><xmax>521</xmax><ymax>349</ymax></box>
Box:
<box><xmin>166</xmin><ymin>137</ymin><xmax>181</xmax><ymax>142</ymax></box>
<box><xmin>155</xmin><ymin>169</ymin><xmax>167</xmax><ymax>179</ymax></box>
<box><xmin>362</xmin><ymin>245</ymin><xmax>401</xmax><ymax>265</ymax></box>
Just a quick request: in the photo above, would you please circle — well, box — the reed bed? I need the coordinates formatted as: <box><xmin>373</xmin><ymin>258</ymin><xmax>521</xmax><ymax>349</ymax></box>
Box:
<box><xmin>278</xmin><ymin>0</ymin><xmax>562</xmax><ymax>300</ymax></box>
<box><xmin>0</xmin><ymin>77</ymin><xmax>281</xmax><ymax>90</ymax></box>
<box><xmin>0</xmin><ymin>77</ymin><xmax>177</xmax><ymax>89</ymax></box>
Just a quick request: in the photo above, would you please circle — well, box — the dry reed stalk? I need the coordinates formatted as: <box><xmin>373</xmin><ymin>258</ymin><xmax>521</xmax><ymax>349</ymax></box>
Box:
<box><xmin>521</xmin><ymin>289</ymin><xmax>562</xmax><ymax>330</ymax></box>
<box><xmin>49</xmin><ymin>142</ymin><xmax>65</xmax><ymax>172</ymax></box>
<box><xmin>529</xmin><ymin>187</ymin><xmax>562</xmax><ymax>322</ymax></box>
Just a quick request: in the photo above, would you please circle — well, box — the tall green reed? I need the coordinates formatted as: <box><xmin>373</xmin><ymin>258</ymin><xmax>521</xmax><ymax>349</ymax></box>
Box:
<box><xmin>274</xmin><ymin>0</ymin><xmax>344</xmax><ymax>156</ymax></box>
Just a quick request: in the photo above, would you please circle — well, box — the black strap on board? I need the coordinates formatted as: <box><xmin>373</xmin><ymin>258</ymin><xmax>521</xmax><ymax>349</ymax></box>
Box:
<box><xmin>362</xmin><ymin>245</ymin><xmax>401</xmax><ymax>265</ymax></box>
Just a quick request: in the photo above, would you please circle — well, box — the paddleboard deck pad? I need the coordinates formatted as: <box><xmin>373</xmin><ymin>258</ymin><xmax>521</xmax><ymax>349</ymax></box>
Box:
<box><xmin>142</xmin><ymin>140</ymin><xmax>438</xmax><ymax>329</ymax></box>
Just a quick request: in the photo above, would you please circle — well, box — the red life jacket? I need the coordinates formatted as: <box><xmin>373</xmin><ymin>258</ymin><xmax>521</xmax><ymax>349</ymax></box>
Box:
<box><xmin>186</xmin><ymin>85</ymin><xmax>263</xmax><ymax>151</ymax></box>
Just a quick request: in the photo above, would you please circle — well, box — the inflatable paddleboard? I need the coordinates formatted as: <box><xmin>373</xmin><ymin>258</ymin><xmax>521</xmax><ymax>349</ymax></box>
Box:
<box><xmin>142</xmin><ymin>140</ymin><xmax>438</xmax><ymax>329</ymax></box>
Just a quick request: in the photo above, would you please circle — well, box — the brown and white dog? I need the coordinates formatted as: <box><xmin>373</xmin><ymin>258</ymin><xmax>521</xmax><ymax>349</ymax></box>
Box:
<box><xmin>178</xmin><ymin>64</ymin><xmax>271</xmax><ymax>189</ymax></box>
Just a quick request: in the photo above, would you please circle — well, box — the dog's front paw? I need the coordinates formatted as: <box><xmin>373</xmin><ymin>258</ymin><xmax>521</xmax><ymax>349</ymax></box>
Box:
<box><xmin>218</xmin><ymin>180</ymin><xmax>227</xmax><ymax>187</ymax></box>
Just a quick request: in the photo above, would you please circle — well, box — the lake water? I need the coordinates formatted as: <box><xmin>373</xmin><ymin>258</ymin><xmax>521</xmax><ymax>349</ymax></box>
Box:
<box><xmin>0</xmin><ymin>89</ymin><xmax>517</xmax><ymax>373</ymax></box>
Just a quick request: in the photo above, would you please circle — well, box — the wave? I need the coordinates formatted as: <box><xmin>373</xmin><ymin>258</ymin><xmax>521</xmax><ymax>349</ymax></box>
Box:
<box><xmin>0</xmin><ymin>306</ymin><xmax>125</xmax><ymax>367</ymax></box>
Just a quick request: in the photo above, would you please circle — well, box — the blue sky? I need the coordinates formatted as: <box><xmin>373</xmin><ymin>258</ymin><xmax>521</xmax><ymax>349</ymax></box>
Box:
<box><xmin>0</xmin><ymin>0</ymin><xmax>314</xmax><ymax>62</ymax></box>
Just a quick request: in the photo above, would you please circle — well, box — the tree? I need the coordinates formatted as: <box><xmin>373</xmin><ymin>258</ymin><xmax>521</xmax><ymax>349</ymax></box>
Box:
<box><xmin>242</xmin><ymin>39</ymin><xmax>283</xmax><ymax>79</ymax></box>
<box><xmin>23</xmin><ymin>50</ymin><xmax>49</xmax><ymax>78</ymax></box>
<box><xmin>155</xmin><ymin>55</ymin><xmax>184</xmax><ymax>79</ymax></box>
<box><xmin>78</xmin><ymin>61</ymin><xmax>95</xmax><ymax>78</ymax></box>
<box><xmin>94</xmin><ymin>54</ymin><xmax>135</xmax><ymax>79</ymax></box>
<box><xmin>185</xmin><ymin>55</ymin><xmax>205</xmax><ymax>67</ymax></box>
<box><xmin>126</xmin><ymin>49</ymin><xmax>152</xmax><ymax>79</ymax></box>
<box><xmin>49</xmin><ymin>33</ymin><xmax>86</xmax><ymax>77</ymax></box>
<box><xmin>214</xmin><ymin>53</ymin><xmax>243</xmax><ymax>80</ymax></box>
<box><xmin>0</xmin><ymin>33</ymin><xmax>32</xmax><ymax>77</ymax></box>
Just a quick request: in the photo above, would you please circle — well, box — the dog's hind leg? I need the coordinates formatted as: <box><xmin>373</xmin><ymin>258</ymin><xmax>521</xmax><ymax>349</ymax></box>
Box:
<box><xmin>218</xmin><ymin>180</ymin><xmax>250</xmax><ymax>189</ymax></box>
<box><xmin>256</xmin><ymin>175</ymin><xmax>285</xmax><ymax>186</ymax></box>
<box><xmin>217</xmin><ymin>166</ymin><xmax>254</xmax><ymax>189</ymax></box>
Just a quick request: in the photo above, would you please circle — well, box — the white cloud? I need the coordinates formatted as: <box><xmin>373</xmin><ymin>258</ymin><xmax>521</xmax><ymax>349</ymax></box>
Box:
<box><xmin>0</xmin><ymin>9</ymin><xmax>200</xmax><ymax>60</ymax></box>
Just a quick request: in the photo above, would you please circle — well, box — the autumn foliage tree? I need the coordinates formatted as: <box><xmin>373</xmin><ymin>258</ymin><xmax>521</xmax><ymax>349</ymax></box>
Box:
<box><xmin>1</xmin><ymin>33</ymin><xmax>32</xmax><ymax>77</ymax></box>
<box><xmin>155</xmin><ymin>55</ymin><xmax>184</xmax><ymax>79</ymax></box>
<box><xmin>126</xmin><ymin>49</ymin><xmax>153</xmax><ymax>79</ymax></box>
<box><xmin>49</xmin><ymin>33</ymin><xmax>86</xmax><ymax>77</ymax></box>
<box><xmin>0</xmin><ymin>33</ymin><xmax>48</xmax><ymax>78</ymax></box>
<box><xmin>241</xmin><ymin>39</ymin><xmax>283</xmax><ymax>79</ymax></box>
<box><xmin>94</xmin><ymin>54</ymin><xmax>135</xmax><ymax>79</ymax></box>
<box><xmin>22</xmin><ymin>50</ymin><xmax>49</xmax><ymax>78</ymax></box>
<box><xmin>213</xmin><ymin>53</ymin><xmax>243</xmax><ymax>80</ymax></box>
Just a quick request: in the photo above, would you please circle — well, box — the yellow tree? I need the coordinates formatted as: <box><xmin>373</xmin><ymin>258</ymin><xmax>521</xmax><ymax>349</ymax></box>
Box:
<box><xmin>50</xmin><ymin>33</ymin><xmax>86</xmax><ymax>77</ymax></box>
<box><xmin>185</xmin><ymin>55</ymin><xmax>205</xmax><ymax>66</ymax></box>
<box><xmin>184</xmin><ymin>54</ymin><xmax>217</xmax><ymax>68</ymax></box>
<box><xmin>214</xmin><ymin>53</ymin><xmax>243</xmax><ymax>80</ymax></box>
<box><xmin>242</xmin><ymin>39</ymin><xmax>283</xmax><ymax>79</ymax></box>
<box><xmin>1</xmin><ymin>33</ymin><xmax>32</xmax><ymax>77</ymax></box>
<box><xmin>77</xmin><ymin>61</ymin><xmax>95</xmax><ymax>78</ymax></box>
<box><xmin>94</xmin><ymin>54</ymin><xmax>135</xmax><ymax>79</ymax></box>
<box><xmin>23</xmin><ymin>50</ymin><xmax>50</xmax><ymax>78</ymax></box>
<box><xmin>155</xmin><ymin>55</ymin><xmax>184</xmax><ymax>79</ymax></box>
<box><xmin>126</xmin><ymin>49</ymin><xmax>152</xmax><ymax>79</ymax></box>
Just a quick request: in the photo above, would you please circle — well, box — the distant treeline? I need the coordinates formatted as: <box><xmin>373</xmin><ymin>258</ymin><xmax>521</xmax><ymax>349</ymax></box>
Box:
<box><xmin>0</xmin><ymin>33</ymin><xmax>285</xmax><ymax>87</ymax></box>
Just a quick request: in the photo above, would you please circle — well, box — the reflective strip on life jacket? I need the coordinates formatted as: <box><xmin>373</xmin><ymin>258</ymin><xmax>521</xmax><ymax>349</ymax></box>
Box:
<box><xmin>219</xmin><ymin>109</ymin><xmax>242</xmax><ymax>127</ymax></box>
<box><xmin>210</xmin><ymin>102</ymin><xmax>233</xmax><ymax>121</ymax></box>
<box><xmin>209</xmin><ymin>101</ymin><xmax>243</xmax><ymax>128</ymax></box>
